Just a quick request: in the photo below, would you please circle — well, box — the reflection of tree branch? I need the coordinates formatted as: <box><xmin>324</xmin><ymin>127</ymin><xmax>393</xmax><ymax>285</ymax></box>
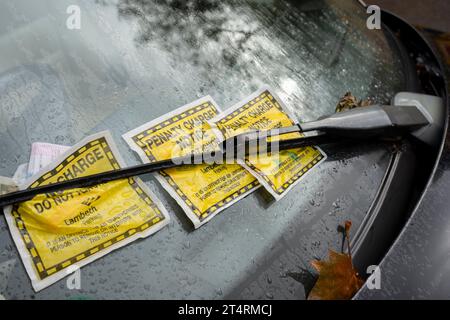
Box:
<box><xmin>213</xmin><ymin>27</ymin><xmax>255</xmax><ymax>36</ymax></box>
<box><xmin>205</xmin><ymin>25</ymin><xmax>259</xmax><ymax>50</ymax></box>
<box><xmin>115</xmin><ymin>0</ymin><xmax>258</xmax><ymax>67</ymax></box>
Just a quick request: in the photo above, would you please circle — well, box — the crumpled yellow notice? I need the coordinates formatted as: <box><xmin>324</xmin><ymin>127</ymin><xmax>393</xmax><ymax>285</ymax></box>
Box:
<box><xmin>210</xmin><ymin>86</ymin><xmax>326</xmax><ymax>200</ymax></box>
<box><xmin>123</xmin><ymin>96</ymin><xmax>260</xmax><ymax>228</ymax></box>
<box><xmin>4</xmin><ymin>131</ymin><xmax>170</xmax><ymax>291</ymax></box>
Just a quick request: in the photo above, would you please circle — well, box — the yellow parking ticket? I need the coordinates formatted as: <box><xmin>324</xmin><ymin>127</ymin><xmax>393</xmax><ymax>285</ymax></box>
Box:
<box><xmin>210</xmin><ymin>86</ymin><xmax>327</xmax><ymax>200</ymax></box>
<box><xmin>3</xmin><ymin>131</ymin><xmax>170</xmax><ymax>292</ymax></box>
<box><xmin>122</xmin><ymin>96</ymin><xmax>260</xmax><ymax>228</ymax></box>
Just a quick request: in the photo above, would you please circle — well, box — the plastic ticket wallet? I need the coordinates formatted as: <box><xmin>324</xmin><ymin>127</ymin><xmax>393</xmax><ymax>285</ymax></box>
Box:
<box><xmin>210</xmin><ymin>86</ymin><xmax>327</xmax><ymax>200</ymax></box>
<box><xmin>123</xmin><ymin>96</ymin><xmax>260</xmax><ymax>228</ymax></box>
<box><xmin>27</xmin><ymin>142</ymin><xmax>70</xmax><ymax>177</ymax></box>
<box><xmin>3</xmin><ymin>131</ymin><xmax>170</xmax><ymax>291</ymax></box>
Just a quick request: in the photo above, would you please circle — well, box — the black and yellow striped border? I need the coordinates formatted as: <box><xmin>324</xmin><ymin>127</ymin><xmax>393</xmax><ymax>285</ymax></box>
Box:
<box><xmin>131</xmin><ymin>102</ymin><xmax>218</xmax><ymax>163</ymax></box>
<box><xmin>159</xmin><ymin>169</ymin><xmax>259</xmax><ymax>220</ymax></box>
<box><xmin>216</xmin><ymin>90</ymin><xmax>288</xmax><ymax>129</ymax></box>
<box><xmin>11</xmin><ymin>137</ymin><xmax>165</xmax><ymax>280</ymax></box>
<box><xmin>216</xmin><ymin>90</ymin><xmax>324</xmax><ymax>195</ymax></box>
<box><xmin>246</xmin><ymin>153</ymin><xmax>324</xmax><ymax>195</ymax></box>
<box><xmin>131</xmin><ymin>102</ymin><xmax>258</xmax><ymax>221</ymax></box>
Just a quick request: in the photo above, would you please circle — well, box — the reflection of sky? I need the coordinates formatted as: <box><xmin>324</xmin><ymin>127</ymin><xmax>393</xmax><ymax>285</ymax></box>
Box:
<box><xmin>106</xmin><ymin>0</ymin><xmax>404</xmax><ymax>119</ymax></box>
<box><xmin>0</xmin><ymin>0</ymin><xmax>405</xmax><ymax>140</ymax></box>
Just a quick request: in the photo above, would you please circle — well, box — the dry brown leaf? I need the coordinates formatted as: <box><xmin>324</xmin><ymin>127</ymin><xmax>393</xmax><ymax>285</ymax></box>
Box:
<box><xmin>308</xmin><ymin>250</ymin><xmax>363</xmax><ymax>300</ymax></box>
<box><xmin>335</xmin><ymin>92</ymin><xmax>372</xmax><ymax>113</ymax></box>
<box><xmin>308</xmin><ymin>220</ymin><xmax>364</xmax><ymax>300</ymax></box>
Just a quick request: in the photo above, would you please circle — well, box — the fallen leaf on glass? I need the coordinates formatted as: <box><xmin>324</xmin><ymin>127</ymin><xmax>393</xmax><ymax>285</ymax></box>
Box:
<box><xmin>308</xmin><ymin>250</ymin><xmax>363</xmax><ymax>300</ymax></box>
<box><xmin>308</xmin><ymin>220</ymin><xmax>363</xmax><ymax>300</ymax></box>
<box><xmin>335</xmin><ymin>92</ymin><xmax>372</xmax><ymax>113</ymax></box>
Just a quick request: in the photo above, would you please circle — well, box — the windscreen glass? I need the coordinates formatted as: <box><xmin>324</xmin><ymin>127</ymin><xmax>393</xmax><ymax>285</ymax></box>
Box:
<box><xmin>0</xmin><ymin>0</ymin><xmax>405</xmax><ymax>299</ymax></box>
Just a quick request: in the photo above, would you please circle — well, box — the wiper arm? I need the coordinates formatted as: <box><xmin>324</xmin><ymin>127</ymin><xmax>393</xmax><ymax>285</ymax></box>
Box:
<box><xmin>0</xmin><ymin>104</ymin><xmax>430</xmax><ymax>208</ymax></box>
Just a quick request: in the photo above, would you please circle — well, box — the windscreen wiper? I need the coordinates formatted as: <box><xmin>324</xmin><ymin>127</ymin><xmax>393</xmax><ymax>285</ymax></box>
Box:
<box><xmin>0</xmin><ymin>99</ymin><xmax>438</xmax><ymax>208</ymax></box>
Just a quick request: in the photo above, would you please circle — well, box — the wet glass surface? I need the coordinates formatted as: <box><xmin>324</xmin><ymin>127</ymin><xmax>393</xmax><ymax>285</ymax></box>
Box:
<box><xmin>0</xmin><ymin>0</ymin><xmax>405</xmax><ymax>299</ymax></box>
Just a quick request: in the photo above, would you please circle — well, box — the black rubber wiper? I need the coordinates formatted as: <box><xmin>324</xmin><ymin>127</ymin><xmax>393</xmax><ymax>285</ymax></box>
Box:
<box><xmin>0</xmin><ymin>104</ymin><xmax>431</xmax><ymax>208</ymax></box>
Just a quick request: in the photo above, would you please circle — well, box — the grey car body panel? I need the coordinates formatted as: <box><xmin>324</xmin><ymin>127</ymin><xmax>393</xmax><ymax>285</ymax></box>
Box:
<box><xmin>356</xmin><ymin>11</ymin><xmax>450</xmax><ymax>299</ymax></box>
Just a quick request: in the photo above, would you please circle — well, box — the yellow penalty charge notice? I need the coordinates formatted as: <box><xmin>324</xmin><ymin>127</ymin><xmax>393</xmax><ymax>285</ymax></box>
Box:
<box><xmin>4</xmin><ymin>131</ymin><xmax>170</xmax><ymax>291</ymax></box>
<box><xmin>122</xmin><ymin>96</ymin><xmax>260</xmax><ymax>228</ymax></box>
<box><xmin>210</xmin><ymin>86</ymin><xmax>327</xmax><ymax>200</ymax></box>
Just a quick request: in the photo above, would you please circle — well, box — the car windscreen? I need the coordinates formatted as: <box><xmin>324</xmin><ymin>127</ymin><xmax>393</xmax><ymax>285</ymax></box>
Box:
<box><xmin>0</xmin><ymin>0</ymin><xmax>406</xmax><ymax>299</ymax></box>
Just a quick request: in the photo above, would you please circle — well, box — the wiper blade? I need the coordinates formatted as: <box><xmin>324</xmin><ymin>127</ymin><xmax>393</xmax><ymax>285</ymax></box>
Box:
<box><xmin>0</xmin><ymin>104</ymin><xmax>430</xmax><ymax>208</ymax></box>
